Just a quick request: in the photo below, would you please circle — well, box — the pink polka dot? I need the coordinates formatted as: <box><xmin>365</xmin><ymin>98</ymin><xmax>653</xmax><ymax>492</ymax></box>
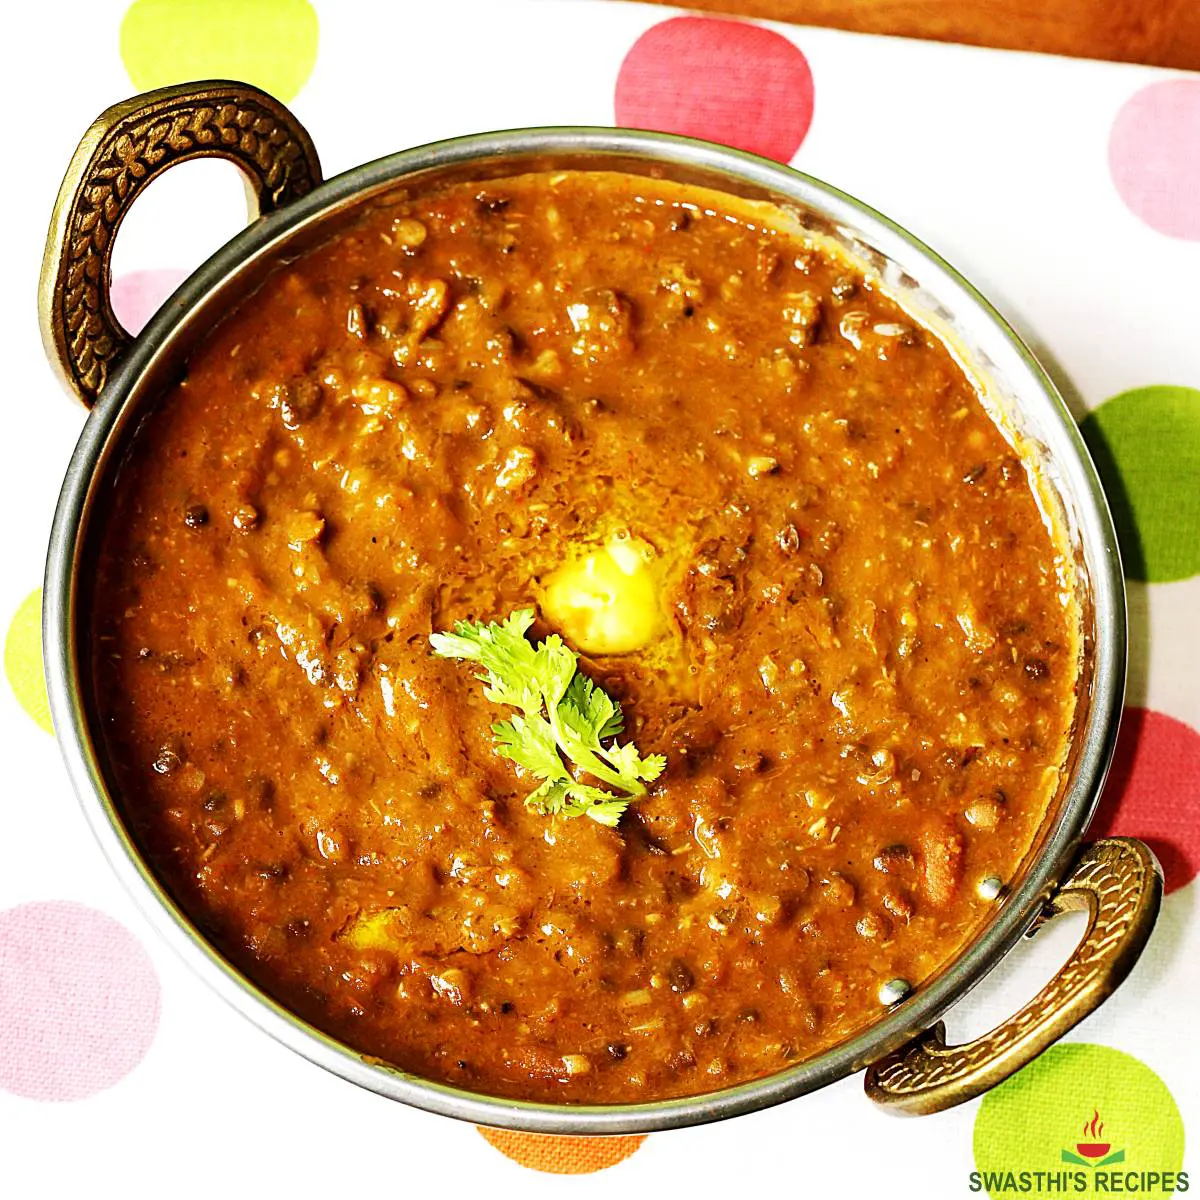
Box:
<box><xmin>1109</xmin><ymin>79</ymin><xmax>1200</xmax><ymax>241</ymax></box>
<box><xmin>615</xmin><ymin>17</ymin><xmax>814</xmax><ymax>164</ymax></box>
<box><xmin>0</xmin><ymin>902</ymin><xmax>160</xmax><ymax>1100</ymax></box>
<box><xmin>1089</xmin><ymin>707</ymin><xmax>1200</xmax><ymax>893</ymax></box>
<box><xmin>111</xmin><ymin>268</ymin><xmax>189</xmax><ymax>336</ymax></box>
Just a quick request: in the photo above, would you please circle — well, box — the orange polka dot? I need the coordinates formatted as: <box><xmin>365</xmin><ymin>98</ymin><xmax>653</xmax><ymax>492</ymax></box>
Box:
<box><xmin>476</xmin><ymin>1128</ymin><xmax>647</xmax><ymax>1173</ymax></box>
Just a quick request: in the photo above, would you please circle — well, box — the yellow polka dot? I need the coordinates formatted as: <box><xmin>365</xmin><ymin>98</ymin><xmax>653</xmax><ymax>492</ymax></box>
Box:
<box><xmin>5</xmin><ymin>589</ymin><xmax>52</xmax><ymax>735</ymax></box>
<box><xmin>120</xmin><ymin>0</ymin><xmax>319</xmax><ymax>102</ymax></box>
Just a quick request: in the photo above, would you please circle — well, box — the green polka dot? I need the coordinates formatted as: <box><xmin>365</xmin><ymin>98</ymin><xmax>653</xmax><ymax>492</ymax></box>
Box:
<box><xmin>120</xmin><ymin>0</ymin><xmax>319</xmax><ymax>102</ymax></box>
<box><xmin>973</xmin><ymin>1044</ymin><xmax>1185</xmax><ymax>1199</ymax></box>
<box><xmin>1080</xmin><ymin>385</ymin><xmax>1200</xmax><ymax>582</ymax></box>
<box><xmin>5</xmin><ymin>588</ymin><xmax>52</xmax><ymax>735</ymax></box>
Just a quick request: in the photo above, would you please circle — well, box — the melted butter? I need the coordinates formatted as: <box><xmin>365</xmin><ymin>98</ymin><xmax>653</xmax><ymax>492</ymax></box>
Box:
<box><xmin>541</xmin><ymin>531</ymin><xmax>667</xmax><ymax>655</ymax></box>
<box><xmin>341</xmin><ymin>907</ymin><xmax>408</xmax><ymax>951</ymax></box>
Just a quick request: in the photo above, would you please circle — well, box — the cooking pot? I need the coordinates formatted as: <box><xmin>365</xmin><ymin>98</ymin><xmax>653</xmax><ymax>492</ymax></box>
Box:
<box><xmin>38</xmin><ymin>80</ymin><xmax>1161</xmax><ymax>1133</ymax></box>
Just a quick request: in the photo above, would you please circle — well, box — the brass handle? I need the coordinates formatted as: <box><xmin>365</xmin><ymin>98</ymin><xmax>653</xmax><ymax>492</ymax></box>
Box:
<box><xmin>865</xmin><ymin>837</ymin><xmax>1162</xmax><ymax>1114</ymax></box>
<box><xmin>38</xmin><ymin>80</ymin><xmax>322</xmax><ymax>408</ymax></box>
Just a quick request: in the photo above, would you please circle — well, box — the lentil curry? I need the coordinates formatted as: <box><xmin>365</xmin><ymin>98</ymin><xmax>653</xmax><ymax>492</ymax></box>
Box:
<box><xmin>91</xmin><ymin>171</ymin><xmax>1079</xmax><ymax>1103</ymax></box>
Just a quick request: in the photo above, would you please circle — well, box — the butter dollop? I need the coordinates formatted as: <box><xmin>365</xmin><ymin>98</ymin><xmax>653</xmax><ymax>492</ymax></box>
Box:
<box><xmin>541</xmin><ymin>532</ymin><xmax>666</xmax><ymax>655</ymax></box>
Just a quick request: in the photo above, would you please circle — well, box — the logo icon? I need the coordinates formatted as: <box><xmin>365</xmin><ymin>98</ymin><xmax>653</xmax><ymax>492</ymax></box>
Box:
<box><xmin>1061</xmin><ymin>1110</ymin><xmax>1125</xmax><ymax>1168</ymax></box>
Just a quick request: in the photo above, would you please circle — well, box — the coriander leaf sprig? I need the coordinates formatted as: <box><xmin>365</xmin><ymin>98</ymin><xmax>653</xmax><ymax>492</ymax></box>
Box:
<box><xmin>429</xmin><ymin>608</ymin><xmax>666</xmax><ymax>827</ymax></box>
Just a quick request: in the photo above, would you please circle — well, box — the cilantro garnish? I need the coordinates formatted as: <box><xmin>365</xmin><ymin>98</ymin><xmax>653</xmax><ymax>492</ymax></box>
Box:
<box><xmin>429</xmin><ymin>608</ymin><xmax>666</xmax><ymax>827</ymax></box>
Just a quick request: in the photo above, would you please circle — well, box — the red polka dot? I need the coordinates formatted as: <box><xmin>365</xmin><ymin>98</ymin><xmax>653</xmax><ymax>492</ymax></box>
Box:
<box><xmin>0</xmin><ymin>902</ymin><xmax>160</xmax><ymax>1100</ymax></box>
<box><xmin>615</xmin><ymin>17</ymin><xmax>814</xmax><ymax>164</ymax></box>
<box><xmin>111</xmin><ymin>268</ymin><xmax>188</xmax><ymax>336</ymax></box>
<box><xmin>1089</xmin><ymin>707</ymin><xmax>1200</xmax><ymax>893</ymax></box>
<box><xmin>1109</xmin><ymin>79</ymin><xmax>1200</xmax><ymax>241</ymax></box>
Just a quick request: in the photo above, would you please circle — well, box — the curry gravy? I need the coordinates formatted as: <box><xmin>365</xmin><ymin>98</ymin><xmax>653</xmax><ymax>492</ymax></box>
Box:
<box><xmin>91</xmin><ymin>171</ymin><xmax>1078</xmax><ymax>1102</ymax></box>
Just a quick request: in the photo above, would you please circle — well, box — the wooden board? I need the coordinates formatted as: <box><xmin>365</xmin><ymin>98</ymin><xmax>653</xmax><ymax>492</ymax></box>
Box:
<box><xmin>634</xmin><ymin>0</ymin><xmax>1200</xmax><ymax>70</ymax></box>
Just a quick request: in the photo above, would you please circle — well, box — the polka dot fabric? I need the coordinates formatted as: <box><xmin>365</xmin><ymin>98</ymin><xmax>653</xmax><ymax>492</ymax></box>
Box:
<box><xmin>5</xmin><ymin>588</ymin><xmax>51</xmax><ymax>735</ymax></box>
<box><xmin>973</xmin><ymin>1045</ymin><xmax>1185</xmax><ymax>1197</ymax></box>
<box><xmin>615</xmin><ymin>17</ymin><xmax>814</xmax><ymax>162</ymax></box>
<box><xmin>476</xmin><ymin>1128</ymin><xmax>647</xmax><ymax>1173</ymax></box>
<box><xmin>120</xmin><ymin>0</ymin><xmax>319</xmax><ymax>101</ymax></box>
<box><xmin>111</xmin><ymin>269</ymin><xmax>190</xmax><ymax>336</ymax></box>
<box><xmin>1109</xmin><ymin>79</ymin><xmax>1200</xmax><ymax>241</ymax></box>
<box><xmin>1089</xmin><ymin>708</ymin><xmax>1200</xmax><ymax>894</ymax></box>
<box><xmin>1080</xmin><ymin>385</ymin><xmax>1200</xmax><ymax>583</ymax></box>
<box><xmin>0</xmin><ymin>903</ymin><xmax>160</xmax><ymax>1101</ymax></box>
<box><xmin>2</xmin><ymin>2</ymin><xmax>1196</xmax><ymax>1195</ymax></box>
